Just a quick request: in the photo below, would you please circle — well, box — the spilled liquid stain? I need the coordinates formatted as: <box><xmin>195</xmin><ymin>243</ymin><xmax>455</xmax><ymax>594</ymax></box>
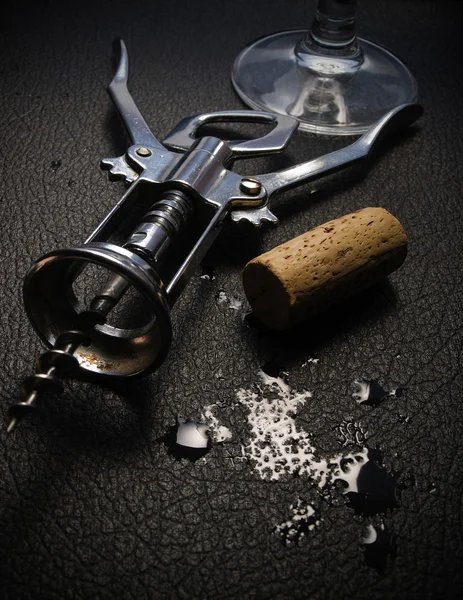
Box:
<box><xmin>237</xmin><ymin>371</ymin><xmax>399</xmax><ymax>498</ymax></box>
<box><xmin>361</xmin><ymin>524</ymin><xmax>397</xmax><ymax>574</ymax></box>
<box><xmin>160</xmin><ymin>419</ymin><xmax>211</xmax><ymax>462</ymax></box>
<box><xmin>236</xmin><ymin>370</ymin><xmax>411</xmax><ymax>564</ymax></box>
<box><xmin>236</xmin><ymin>370</ymin><xmax>325</xmax><ymax>483</ymax></box>
<box><xmin>353</xmin><ymin>378</ymin><xmax>404</xmax><ymax>406</ymax></box>
<box><xmin>275</xmin><ymin>499</ymin><xmax>320</xmax><ymax>546</ymax></box>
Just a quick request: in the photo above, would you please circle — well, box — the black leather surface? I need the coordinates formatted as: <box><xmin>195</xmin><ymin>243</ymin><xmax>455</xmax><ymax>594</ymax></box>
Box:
<box><xmin>1</xmin><ymin>1</ymin><xmax>463</xmax><ymax>598</ymax></box>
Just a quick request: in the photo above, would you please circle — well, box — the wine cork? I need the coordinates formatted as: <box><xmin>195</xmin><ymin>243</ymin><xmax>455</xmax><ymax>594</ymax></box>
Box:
<box><xmin>242</xmin><ymin>207</ymin><xmax>407</xmax><ymax>330</ymax></box>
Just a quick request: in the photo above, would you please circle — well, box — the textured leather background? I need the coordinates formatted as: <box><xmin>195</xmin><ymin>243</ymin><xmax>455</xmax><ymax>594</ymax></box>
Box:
<box><xmin>1</xmin><ymin>1</ymin><xmax>462</xmax><ymax>598</ymax></box>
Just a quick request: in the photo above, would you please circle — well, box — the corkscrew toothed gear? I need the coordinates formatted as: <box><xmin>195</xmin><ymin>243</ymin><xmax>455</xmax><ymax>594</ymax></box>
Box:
<box><xmin>7</xmin><ymin>39</ymin><xmax>422</xmax><ymax>432</ymax></box>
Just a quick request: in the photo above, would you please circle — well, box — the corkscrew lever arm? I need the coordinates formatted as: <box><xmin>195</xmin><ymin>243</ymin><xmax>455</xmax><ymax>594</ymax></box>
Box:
<box><xmin>257</xmin><ymin>103</ymin><xmax>423</xmax><ymax>198</ymax></box>
<box><xmin>86</xmin><ymin>39</ymin><xmax>171</xmax><ymax>246</ymax></box>
<box><xmin>108</xmin><ymin>38</ymin><xmax>164</xmax><ymax>150</ymax></box>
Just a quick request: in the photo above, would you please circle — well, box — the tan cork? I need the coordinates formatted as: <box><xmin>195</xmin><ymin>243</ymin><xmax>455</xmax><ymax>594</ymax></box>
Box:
<box><xmin>242</xmin><ymin>207</ymin><xmax>408</xmax><ymax>330</ymax></box>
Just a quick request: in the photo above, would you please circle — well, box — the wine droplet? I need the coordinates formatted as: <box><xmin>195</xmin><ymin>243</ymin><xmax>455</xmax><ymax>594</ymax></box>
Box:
<box><xmin>160</xmin><ymin>419</ymin><xmax>211</xmax><ymax>462</ymax></box>
<box><xmin>361</xmin><ymin>523</ymin><xmax>397</xmax><ymax>574</ymax></box>
<box><xmin>353</xmin><ymin>378</ymin><xmax>404</xmax><ymax>406</ymax></box>
<box><xmin>334</xmin><ymin>448</ymin><xmax>400</xmax><ymax>517</ymax></box>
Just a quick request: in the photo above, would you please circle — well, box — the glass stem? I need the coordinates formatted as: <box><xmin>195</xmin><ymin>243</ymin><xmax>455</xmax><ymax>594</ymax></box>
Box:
<box><xmin>307</xmin><ymin>0</ymin><xmax>358</xmax><ymax>52</ymax></box>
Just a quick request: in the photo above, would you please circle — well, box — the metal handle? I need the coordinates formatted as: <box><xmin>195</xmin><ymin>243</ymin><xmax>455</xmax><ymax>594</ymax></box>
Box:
<box><xmin>163</xmin><ymin>110</ymin><xmax>298</xmax><ymax>158</ymax></box>
<box><xmin>108</xmin><ymin>39</ymin><xmax>164</xmax><ymax>150</ymax></box>
<box><xmin>257</xmin><ymin>103</ymin><xmax>423</xmax><ymax>198</ymax></box>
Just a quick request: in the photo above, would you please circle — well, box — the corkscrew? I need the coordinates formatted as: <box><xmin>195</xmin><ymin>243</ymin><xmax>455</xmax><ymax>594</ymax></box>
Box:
<box><xmin>6</xmin><ymin>39</ymin><xmax>422</xmax><ymax>432</ymax></box>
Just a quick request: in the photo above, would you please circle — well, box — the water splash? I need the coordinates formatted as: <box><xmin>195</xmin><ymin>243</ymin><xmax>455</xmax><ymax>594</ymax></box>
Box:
<box><xmin>275</xmin><ymin>498</ymin><xmax>320</xmax><ymax>545</ymax></box>
<box><xmin>237</xmin><ymin>372</ymin><xmax>400</xmax><ymax>508</ymax></box>
<box><xmin>236</xmin><ymin>371</ymin><xmax>330</xmax><ymax>484</ymax></box>
<box><xmin>337</xmin><ymin>419</ymin><xmax>369</xmax><ymax>447</ymax></box>
<box><xmin>216</xmin><ymin>290</ymin><xmax>243</xmax><ymax>311</ymax></box>
<box><xmin>260</xmin><ymin>362</ymin><xmax>290</xmax><ymax>393</ymax></box>
<box><xmin>201</xmin><ymin>404</ymin><xmax>233</xmax><ymax>443</ymax></box>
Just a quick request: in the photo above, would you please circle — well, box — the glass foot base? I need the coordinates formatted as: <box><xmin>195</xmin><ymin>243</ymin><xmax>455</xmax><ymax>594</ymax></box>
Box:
<box><xmin>232</xmin><ymin>29</ymin><xmax>418</xmax><ymax>136</ymax></box>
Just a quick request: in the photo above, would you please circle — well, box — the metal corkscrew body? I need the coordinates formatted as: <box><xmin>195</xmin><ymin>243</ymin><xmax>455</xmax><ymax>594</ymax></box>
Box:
<box><xmin>7</xmin><ymin>39</ymin><xmax>422</xmax><ymax>432</ymax></box>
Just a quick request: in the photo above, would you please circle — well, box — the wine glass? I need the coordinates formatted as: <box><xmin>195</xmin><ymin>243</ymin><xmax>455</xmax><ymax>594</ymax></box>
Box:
<box><xmin>231</xmin><ymin>0</ymin><xmax>418</xmax><ymax>135</ymax></box>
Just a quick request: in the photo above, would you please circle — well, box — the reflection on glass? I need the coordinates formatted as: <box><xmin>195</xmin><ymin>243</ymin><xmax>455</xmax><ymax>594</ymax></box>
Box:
<box><xmin>232</xmin><ymin>0</ymin><xmax>418</xmax><ymax>135</ymax></box>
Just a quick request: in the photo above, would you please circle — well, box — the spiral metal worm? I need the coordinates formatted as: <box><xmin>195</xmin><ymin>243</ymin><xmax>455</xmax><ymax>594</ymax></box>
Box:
<box><xmin>7</xmin><ymin>307</ymin><xmax>111</xmax><ymax>433</ymax></box>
